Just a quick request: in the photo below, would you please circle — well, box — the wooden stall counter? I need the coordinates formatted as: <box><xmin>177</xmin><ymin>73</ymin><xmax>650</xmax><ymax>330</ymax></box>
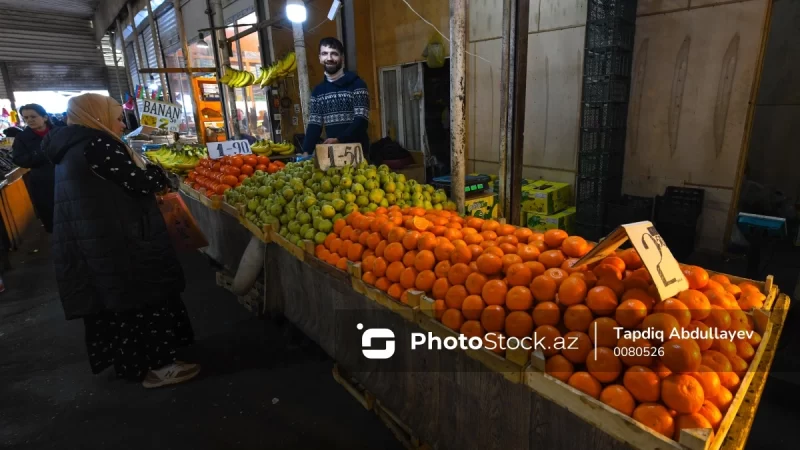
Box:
<box><xmin>1</xmin><ymin>168</ymin><xmax>36</xmax><ymax>249</ymax></box>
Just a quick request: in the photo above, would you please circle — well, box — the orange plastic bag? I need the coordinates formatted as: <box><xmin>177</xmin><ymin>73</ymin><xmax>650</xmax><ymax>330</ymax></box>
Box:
<box><xmin>157</xmin><ymin>192</ymin><xmax>208</xmax><ymax>252</ymax></box>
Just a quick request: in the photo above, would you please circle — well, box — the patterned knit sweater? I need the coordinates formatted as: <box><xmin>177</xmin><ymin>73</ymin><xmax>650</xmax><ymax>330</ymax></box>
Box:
<box><xmin>301</xmin><ymin>71</ymin><xmax>370</xmax><ymax>154</ymax></box>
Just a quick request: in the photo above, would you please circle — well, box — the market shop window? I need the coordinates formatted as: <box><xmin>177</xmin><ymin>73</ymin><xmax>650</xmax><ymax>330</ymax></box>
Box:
<box><xmin>227</xmin><ymin>11</ymin><xmax>272</xmax><ymax>140</ymax></box>
<box><xmin>380</xmin><ymin>63</ymin><xmax>425</xmax><ymax>152</ymax></box>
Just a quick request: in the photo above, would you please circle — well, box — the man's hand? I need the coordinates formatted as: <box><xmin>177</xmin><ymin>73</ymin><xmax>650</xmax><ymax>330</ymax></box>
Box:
<box><xmin>322</xmin><ymin>138</ymin><xmax>339</xmax><ymax>144</ymax></box>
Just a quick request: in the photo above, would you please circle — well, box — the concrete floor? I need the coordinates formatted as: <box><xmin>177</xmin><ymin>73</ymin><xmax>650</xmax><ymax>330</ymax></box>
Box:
<box><xmin>1</xmin><ymin>227</ymin><xmax>798</xmax><ymax>450</ymax></box>
<box><xmin>0</xmin><ymin>228</ymin><xmax>402</xmax><ymax>450</ymax></box>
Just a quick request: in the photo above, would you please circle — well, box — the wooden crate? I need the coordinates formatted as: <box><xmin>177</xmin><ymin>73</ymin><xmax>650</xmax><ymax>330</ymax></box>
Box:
<box><xmin>221</xmin><ymin>201</ymin><xmax>240</xmax><ymax>218</ymax></box>
<box><xmin>242</xmin><ymin>219</ymin><xmax>269</xmax><ymax>243</ymax></box>
<box><xmin>521</xmin><ymin>293</ymin><xmax>790</xmax><ymax>450</ymax></box>
<box><xmin>198</xmin><ymin>193</ymin><xmax>223</xmax><ymax>210</ymax></box>
<box><xmin>178</xmin><ymin>183</ymin><xmax>200</xmax><ymax>200</ymax></box>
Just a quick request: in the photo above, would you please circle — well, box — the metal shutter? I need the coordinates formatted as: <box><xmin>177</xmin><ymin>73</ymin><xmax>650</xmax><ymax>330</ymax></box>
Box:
<box><xmin>127</xmin><ymin>42</ymin><xmax>141</xmax><ymax>87</ymax></box>
<box><xmin>0</xmin><ymin>67</ymin><xmax>7</xmax><ymax>99</ymax></box>
<box><xmin>142</xmin><ymin>28</ymin><xmax>162</xmax><ymax>89</ymax></box>
<box><xmin>107</xmin><ymin>67</ymin><xmax>130</xmax><ymax>103</ymax></box>
<box><xmin>157</xmin><ymin>6</ymin><xmax>180</xmax><ymax>57</ymax></box>
<box><xmin>7</xmin><ymin>63</ymin><xmax>108</xmax><ymax>91</ymax></box>
<box><xmin>0</xmin><ymin>11</ymin><xmax>103</xmax><ymax>65</ymax></box>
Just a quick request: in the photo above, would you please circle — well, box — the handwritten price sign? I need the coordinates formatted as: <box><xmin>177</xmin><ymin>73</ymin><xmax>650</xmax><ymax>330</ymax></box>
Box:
<box><xmin>207</xmin><ymin>140</ymin><xmax>253</xmax><ymax>160</ymax></box>
<box><xmin>573</xmin><ymin>221</ymin><xmax>688</xmax><ymax>300</ymax></box>
<box><xmin>314</xmin><ymin>143</ymin><xmax>365</xmax><ymax>170</ymax></box>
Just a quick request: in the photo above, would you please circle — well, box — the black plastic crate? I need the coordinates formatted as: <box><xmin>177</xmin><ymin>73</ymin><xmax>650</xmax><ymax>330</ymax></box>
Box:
<box><xmin>576</xmin><ymin>201</ymin><xmax>606</xmax><ymax>225</ymax></box>
<box><xmin>654</xmin><ymin>195</ymin><xmax>703</xmax><ymax>227</ymax></box>
<box><xmin>581</xmin><ymin>128</ymin><xmax>627</xmax><ymax>152</ymax></box>
<box><xmin>578</xmin><ymin>152</ymin><xmax>624</xmax><ymax>178</ymax></box>
<box><xmin>583</xmin><ymin>77</ymin><xmax>630</xmax><ymax>103</ymax></box>
<box><xmin>584</xmin><ymin>49</ymin><xmax>633</xmax><ymax>78</ymax></box>
<box><xmin>586</xmin><ymin>19</ymin><xmax>635</xmax><ymax>51</ymax></box>
<box><xmin>588</xmin><ymin>0</ymin><xmax>637</xmax><ymax>23</ymax></box>
<box><xmin>581</xmin><ymin>103</ymin><xmax>629</xmax><ymax>129</ymax></box>
<box><xmin>655</xmin><ymin>222</ymin><xmax>697</xmax><ymax>261</ymax></box>
<box><xmin>665</xmin><ymin>186</ymin><xmax>705</xmax><ymax>204</ymax></box>
<box><xmin>605</xmin><ymin>194</ymin><xmax>654</xmax><ymax>229</ymax></box>
<box><xmin>576</xmin><ymin>176</ymin><xmax>622</xmax><ymax>204</ymax></box>
<box><xmin>575</xmin><ymin>221</ymin><xmax>607</xmax><ymax>242</ymax></box>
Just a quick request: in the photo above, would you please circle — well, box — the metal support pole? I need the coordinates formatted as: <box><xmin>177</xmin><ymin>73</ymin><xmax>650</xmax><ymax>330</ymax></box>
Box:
<box><xmin>450</xmin><ymin>0</ymin><xmax>467</xmax><ymax>214</ymax></box>
<box><xmin>116</xmin><ymin>18</ymin><xmax>138</xmax><ymax>122</ymax></box>
<box><xmin>0</xmin><ymin>63</ymin><xmax>16</xmax><ymax>120</ymax></box>
<box><xmin>498</xmin><ymin>0</ymin><xmax>512</xmax><ymax>219</ymax></box>
<box><xmin>146</xmin><ymin>0</ymin><xmax>168</xmax><ymax>97</ymax></box>
<box><xmin>206</xmin><ymin>0</ymin><xmax>235</xmax><ymax>139</ymax></box>
<box><xmin>293</xmin><ymin>21</ymin><xmax>311</xmax><ymax>130</ymax></box>
<box><xmin>128</xmin><ymin>3</ymin><xmax>148</xmax><ymax>88</ymax></box>
<box><xmin>255</xmin><ymin>0</ymin><xmax>276</xmax><ymax>139</ymax></box>
<box><xmin>173</xmin><ymin>0</ymin><xmax>202</xmax><ymax>136</ymax></box>
<box><xmin>109</xmin><ymin>31</ymin><xmax>125</xmax><ymax>103</ymax></box>
<box><xmin>507</xmin><ymin>0</ymin><xmax>530</xmax><ymax>226</ymax></box>
<box><xmin>342</xmin><ymin>0</ymin><xmax>358</xmax><ymax>74</ymax></box>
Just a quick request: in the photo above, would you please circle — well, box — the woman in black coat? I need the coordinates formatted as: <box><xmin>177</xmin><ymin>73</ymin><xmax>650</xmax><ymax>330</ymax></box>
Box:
<box><xmin>11</xmin><ymin>104</ymin><xmax>60</xmax><ymax>232</ymax></box>
<box><xmin>42</xmin><ymin>93</ymin><xmax>199</xmax><ymax>389</ymax></box>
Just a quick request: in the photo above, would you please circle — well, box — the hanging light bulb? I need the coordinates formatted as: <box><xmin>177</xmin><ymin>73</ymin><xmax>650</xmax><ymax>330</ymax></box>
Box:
<box><xmin>148</xmin><ymin>75</ymin><xmax>158</xmax><ymax>93</ymax></box>
<box><xmin>286</xmin><ymin>0</ymin><xmax>307</xmax><ymax>23</ymax></box>
<box><xmin>196</xmin><ymin>32</ymin><xmax>209</xmax><ymax>49</ymax></box>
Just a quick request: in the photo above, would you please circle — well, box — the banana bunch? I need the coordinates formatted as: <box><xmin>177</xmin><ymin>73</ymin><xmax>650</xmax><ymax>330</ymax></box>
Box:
<box><xmin>251</xmin><ymin>140</ymin><xmax>273</xmax><ymax>156</ymax></box>
<box><xmin>250</xmin><ymin>139</ymin><xmax>295</xmax><ymax>156</ymax></box>
<box><xmin>256</xmin><ymin>52</ymin><xmax>297</xmax><ymax>87</ymax></box>
<box><xmin>145</xmin><ymin>145</ymin><xmax>208</xmax><ymax>173</ymax></box>
<box><xmin>270</xmin><ymin>140</ymin><xmax>295</xmax><ymax>156</ymax></box>
<box><xmin>220</xmin><ymin>67</ymin><xmax>256</xmax><ymax>88</ymax></box>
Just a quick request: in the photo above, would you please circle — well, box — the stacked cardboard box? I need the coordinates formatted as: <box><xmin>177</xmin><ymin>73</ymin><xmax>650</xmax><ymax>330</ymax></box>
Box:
<box><xmin>520</xmin><ymin>180</ymin><xmax>575</xmax><ymax>233</ymax></box>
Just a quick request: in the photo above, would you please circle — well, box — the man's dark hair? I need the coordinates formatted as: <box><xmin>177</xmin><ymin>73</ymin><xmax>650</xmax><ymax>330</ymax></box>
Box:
<box><xmin>19</xmin><ymin>103</ymin><xmax>47</xmax><ymax>118</ymax></box>
<box><xmin>319</xmin><ymin>37</ymin><xmax>344</xmax><ymax>54</ymax></box>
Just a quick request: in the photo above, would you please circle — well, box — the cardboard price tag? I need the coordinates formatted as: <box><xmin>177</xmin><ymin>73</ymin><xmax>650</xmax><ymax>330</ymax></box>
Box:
<box><xmin>207</xmin><ymin>140</ymin><xmax>253</xmax><ymax>160</ymax></box>
<box><xmin>314</xmin><ymin>143</ymin><xmax>365</xmax><ymax>170</ymax></box>
<box><xmin>573</xmin><ymin>221</ymin><xmax>688</xmax><ymax>300</ymax></box>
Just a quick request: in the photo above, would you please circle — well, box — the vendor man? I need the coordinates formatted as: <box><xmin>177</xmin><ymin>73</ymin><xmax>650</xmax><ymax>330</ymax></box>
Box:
<box><xmin>301</xmin><ymin>37</ymin><xmax>370</xmax><ymax>156</ymax></box>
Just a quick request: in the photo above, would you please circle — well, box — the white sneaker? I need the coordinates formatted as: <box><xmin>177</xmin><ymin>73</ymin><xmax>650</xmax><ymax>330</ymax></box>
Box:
<box><xmin>141</xmin><ymin>362</ymin><xmax>201</xmax><ymax>389</ymax></box>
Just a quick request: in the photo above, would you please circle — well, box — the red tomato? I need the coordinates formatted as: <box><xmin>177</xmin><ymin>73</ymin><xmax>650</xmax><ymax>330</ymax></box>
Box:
<box><xmin>238</xmin><ymin>174</ymin><xmax>248</xmax><ymax>182</ymax></box>
<box><xmin>267</xmin><ymin>163</ymin><xmax>278</xmax><ymax>174</ymax></box>
<box><xmin>255</xmin><ymin>164</ymin><xmax>267</xmax><ymax>172</ymax></box>
<box><xmin>214</xmin><ymin>184</ymin><xmax>231</xmax><ymax>195</ymax></box>
<box><xmin>240</xmin><ymin>164</ymin><xmax>254</xmax><ymax>175</ymax></box>
<box><xmin>230</xmin><ymin>157</ymin><xmax>244</xmax><ymax>168</ymax></box>
<box><xmin>273</xmin><ymin>160</ymin><xmax>285</xmax><ymax>168</ymax></box>
<box><xmin>212</xmin><ymin>162</ymin><xmax>221</xmax><ymax>171</ymax></box>
<box><xmin>243</xmin><ymin>155</ymin><xmax>258</xmax><ymax>167</ymax></box>
<box><xmin>256</xmin><ymin>155</ymin><xmax>270</xmax><ymax>165</ymax></box>
<box><xmin>222</xmin><ymin>175</ymin><xmax>239</xmax><ymax>186</ymax></box>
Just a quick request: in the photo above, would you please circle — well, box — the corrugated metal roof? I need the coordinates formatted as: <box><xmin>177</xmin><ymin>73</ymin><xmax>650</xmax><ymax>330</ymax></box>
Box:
<box><xmin>0</xmin><ymin>1</ymin><xmax>100</xmax><ymax>19</ymax></box>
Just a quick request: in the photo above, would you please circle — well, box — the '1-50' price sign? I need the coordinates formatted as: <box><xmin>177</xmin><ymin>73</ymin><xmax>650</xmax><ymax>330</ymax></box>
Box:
<box><xmin>207</xmin><ymin>140</ymin><xmax>253</xmax><ymax>160</ymax></box>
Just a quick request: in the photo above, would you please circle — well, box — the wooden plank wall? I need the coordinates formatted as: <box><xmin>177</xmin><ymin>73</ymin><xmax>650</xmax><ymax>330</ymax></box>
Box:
<box><xmin>624</xmin><ymin>0</ymin><xmax>770</xmax><ymax>251</ymax></box>
<box><xmin>468</xmin><ymin>0</ymin><xmax>584</xmax><ymax>186</ymax></box>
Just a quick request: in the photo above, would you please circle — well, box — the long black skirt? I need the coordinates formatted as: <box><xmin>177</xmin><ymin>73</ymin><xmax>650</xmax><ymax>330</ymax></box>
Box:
<box><xmin>83</xmin><ymin>296</ymin><xmax>194</xmax><ymax>381</ymax></box>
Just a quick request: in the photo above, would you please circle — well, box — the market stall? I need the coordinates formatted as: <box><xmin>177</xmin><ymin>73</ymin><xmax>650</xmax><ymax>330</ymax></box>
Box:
<box><xmin>175</xmin><ymin>173</ymin><xmax>789</xmax><ymax>450</ymax></box>
<box><xmin>0</xmin><ymin>166</ymin><xmax>36</xmax><ymax>250</ymax></box>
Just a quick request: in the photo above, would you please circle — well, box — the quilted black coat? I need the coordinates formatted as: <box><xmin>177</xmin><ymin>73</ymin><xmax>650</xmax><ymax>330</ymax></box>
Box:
<box><xmin>42</xmin><ymin>125</ymin><xmax>185</xmax><ymax>319</ymax></box>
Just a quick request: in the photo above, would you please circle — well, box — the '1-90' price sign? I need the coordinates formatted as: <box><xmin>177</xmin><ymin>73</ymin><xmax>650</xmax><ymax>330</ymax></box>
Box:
<box><xmin>207</xmin><ymin>140</ymin><xmax>253</xmax><ymax>160</ymax></box>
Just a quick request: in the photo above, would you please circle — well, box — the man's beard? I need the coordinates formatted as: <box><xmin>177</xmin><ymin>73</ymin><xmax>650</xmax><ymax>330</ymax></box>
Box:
<box><xmin>324</xmin><ymin>62</ymin><xmax>342</xmax><ymax>75</ymax></box>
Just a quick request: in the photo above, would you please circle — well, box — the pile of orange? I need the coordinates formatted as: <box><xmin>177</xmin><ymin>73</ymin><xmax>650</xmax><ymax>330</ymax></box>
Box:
<box><xmin>315</xmin><ymin>207</ymin><xmax>765</xmax><ymax>442</ymax></box>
